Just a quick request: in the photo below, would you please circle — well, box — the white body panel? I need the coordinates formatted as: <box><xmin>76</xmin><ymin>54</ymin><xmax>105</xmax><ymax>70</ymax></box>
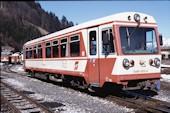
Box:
<box><xmin>12</xmin><ymin>53</ymin><xmax>20</xmax><ymax>56</ymax></box>
<box><xmin>11</xmin><ymin>53</ymin><xmax>20</xmax><ymax>63</ymax></box>
<box><xmin>26</xmin><ymin>59</ymin><xmax>87</xmax><ymax>72</ymax></box>
<box><xmin>82</xmin><ymin>29</ymin><xmax>88</xmax><ymax>54</ymax></box>
<box><xmin>112</xmin><ymin>55</ymin><xmax>161</xmax><ymax>75</ymax></box>
<box><xmin>24</xmin><ymin>12</ymin><xmax>156</xmax><ymax>47</ymax></box>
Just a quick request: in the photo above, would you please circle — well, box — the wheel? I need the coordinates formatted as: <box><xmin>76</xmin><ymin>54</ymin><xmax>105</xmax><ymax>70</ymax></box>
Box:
<box><xmin>30</xmin><ymin>71</ymin><xmax>35</xmax><ymax>77</ymax></box>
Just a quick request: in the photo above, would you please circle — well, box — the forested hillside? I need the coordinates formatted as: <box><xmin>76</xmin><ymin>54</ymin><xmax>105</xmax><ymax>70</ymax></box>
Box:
<box><xmin>0</xmin><ymin>1</ymin><xmax>74</xmax><ymax>51</ymax></box>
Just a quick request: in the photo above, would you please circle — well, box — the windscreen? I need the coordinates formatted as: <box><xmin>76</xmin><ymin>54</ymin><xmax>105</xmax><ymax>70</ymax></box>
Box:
<box><xmin>119</xmin><ymin>27</ymin><xmax>158</xmax><ymax>54</ymax></box>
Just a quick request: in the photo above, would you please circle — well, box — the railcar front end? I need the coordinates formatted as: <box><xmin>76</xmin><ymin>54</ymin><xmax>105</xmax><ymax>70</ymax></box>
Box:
<box><xmin>102</xmin><ymin>13</ymin><xmax>162</xmax><ymax>91</ymax></box>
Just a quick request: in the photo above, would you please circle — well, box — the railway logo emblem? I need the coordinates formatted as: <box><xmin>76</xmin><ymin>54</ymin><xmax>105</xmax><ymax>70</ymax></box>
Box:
<box><xmin>140</xmin><ymin>60</ymin><xmax>146</xmax><ymax>67</ymax></box>
<box><xmin>74</xmin><ymin>61</ymin><xmax>79</xmax><ymax>70</ymax></box>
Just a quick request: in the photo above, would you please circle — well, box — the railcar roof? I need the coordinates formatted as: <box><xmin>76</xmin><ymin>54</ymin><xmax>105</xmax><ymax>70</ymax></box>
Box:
<box><xmin>24</xmin><ymin>12</ymin><xmax>156</xmax><ymax>46</ymax></box>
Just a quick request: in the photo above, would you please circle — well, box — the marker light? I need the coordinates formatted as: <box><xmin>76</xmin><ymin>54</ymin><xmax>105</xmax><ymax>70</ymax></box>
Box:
<box><xmin>144</xmin><ymin>17</ymin><xmax>147</xmax><ymax>23</ymax></box>
<box><xmin>128</xmin><ymin>16</ymin><xmax>131</xmax><ymax>21</ymax></box>
<box><xmin>154</xmin><ymin>58</ymin><xmax>160</xmax><ymax>67</ymax></box>
<box><xmin>149</xmin><ymin>59</ymin><xmax>153</xmax><ymax>65</ymax></box>
<box><xmin>134</xmin><ymin>13</ymin><xmax>140</xmax><ymax>22</ymax></box>
<box><xmin>130</xmin><ymin>60</ymin><xmax>135</xmax><ymax>66</ymax></box>
<box><xmin>123</xmin><ymin>59</ymin><xmax>130</xmax><ymax>68</ymax></box>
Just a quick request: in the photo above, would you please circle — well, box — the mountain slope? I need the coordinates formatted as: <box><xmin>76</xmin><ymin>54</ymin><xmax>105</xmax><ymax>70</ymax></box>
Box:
<box><xmin>0</xmin><ymin>1</ymin><xmax>74</xmax><ymax>51</ymax></box>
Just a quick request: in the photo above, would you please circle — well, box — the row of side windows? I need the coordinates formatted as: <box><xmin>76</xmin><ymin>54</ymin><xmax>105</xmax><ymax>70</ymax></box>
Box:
<box><xmin>25</xmin><ymin>35</ymin><xmax>80</xmax><ymax>59</ymax></box>
<box><xmin>26</xmin><ymin>28</ymin><xmax>115</xmax><ymax>59</ymax></box>
<box><xmin>26</xmin><ymin>44</ymin><xmax>42</xmax><ymax>59</ymax></box>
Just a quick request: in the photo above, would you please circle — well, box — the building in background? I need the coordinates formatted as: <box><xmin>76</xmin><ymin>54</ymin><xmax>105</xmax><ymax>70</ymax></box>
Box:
<box><xmin>161</xmin><ymin>46</ymin><xmax>170</xmax><ymax>60</ymax></box>
<box><xmin>1</xmin><ymin>46</ymin><xmax>14</xmax><ymax>63</ymax></box>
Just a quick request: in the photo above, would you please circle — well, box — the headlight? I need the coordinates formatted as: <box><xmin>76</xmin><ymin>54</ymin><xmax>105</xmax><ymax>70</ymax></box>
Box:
<box><xmin>123</xmin><ymin>59</ymin><xmax>130</xmax><ymax>68</ymax></box>
<box><xmin>134</xmin><ymin>13</ymin><xmax>140</xmax><ymax>22</ymax></box>
<box><xmin>154</xmin><ymin>58</ymin><xmax>160</xmax><ymax>67</ymax></box>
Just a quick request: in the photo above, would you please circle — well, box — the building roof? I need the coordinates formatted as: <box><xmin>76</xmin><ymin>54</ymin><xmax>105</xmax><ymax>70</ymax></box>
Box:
<box><xmin>161</xmin><ymin>46</ymin><xmax>170</xmax><ymax>51</ymax></box>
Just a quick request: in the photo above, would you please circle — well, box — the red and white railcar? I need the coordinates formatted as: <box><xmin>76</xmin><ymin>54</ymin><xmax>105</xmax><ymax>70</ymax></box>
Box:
<box><xmin>23</xmin><ymin>12</ymin><xmax>163</xmax><ymax>91</ymax></box>
<box><xmin>11</xmin><ymin>52</ymin><xmax>21</xmax><ymax>64</ymax></box>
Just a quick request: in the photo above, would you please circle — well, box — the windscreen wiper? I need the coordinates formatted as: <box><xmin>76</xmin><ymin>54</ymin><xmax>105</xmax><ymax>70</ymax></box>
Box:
<box><xmin>126</xmin><ymin>24</ymin><xmax>140</xmax><ymax>46</ymax></box>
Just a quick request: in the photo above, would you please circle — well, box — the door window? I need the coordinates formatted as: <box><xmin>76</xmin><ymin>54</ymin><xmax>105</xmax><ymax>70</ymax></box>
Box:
<box><xmin>89</xmin><ymin>31</ymin><xmax>97</xmax><ymax>55</ymax></box>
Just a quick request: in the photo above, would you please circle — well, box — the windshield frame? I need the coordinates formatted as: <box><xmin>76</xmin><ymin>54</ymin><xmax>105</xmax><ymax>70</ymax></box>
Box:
<box><xmin>119</xmin><ymin>26</ymin><xmax>159</xmax><ymax>55</ymax></box>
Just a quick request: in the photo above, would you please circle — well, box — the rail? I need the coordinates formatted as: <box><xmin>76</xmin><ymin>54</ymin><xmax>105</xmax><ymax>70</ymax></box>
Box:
<box><xmin>0</xmin><ymin>82</ymin><xmax>54</xmax><ymax>113</ymax></box>
<box><xmin>106</xmin><ymin>91</ymin><xmax>170</xmax><ymax>113</ymax></box>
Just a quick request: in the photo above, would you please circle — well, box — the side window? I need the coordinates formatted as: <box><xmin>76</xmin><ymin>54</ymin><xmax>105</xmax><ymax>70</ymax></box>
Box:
<box><xmin>146</xmin><ymin>29</ymin><xmax>157</xmax><ymax>52</ymax></box>
<box><xmin>70</xmin><ymin>35</ymin><xmax>80</xmax><ymax>57</ymax></box>
<box><xmin>52</xmin><ymin>40</ymin><xmax>59</xmax><ymax>57</ymax></box>
<box><xmin>38</xmin><ymin>44</ymin><xmax>42</xmax><ymax>58</ymax></box>
<box><xmin>26</xmin><ymin>48</ymin><xmax>29</xmax><ymax>59</ymax></box>
<box><xmin>102</xmin><ymin>28</ymin><xmax>115</xmax><ymax>54</ymax></box>
<box><xmin>89</xmin><ymin>31</ymin><xmax>96</xmax><ymax>55</ymax></box>
<box><xmin>33</xmin><ymin>46</ymin><xmax>37</xmax><ymax>58</ymax></box>
<box><xmin>46</xmin><ymin>42</ymin><xmax>51</xmax><ymax>58</ymax></box>
<box><xmin>29</xmin><ymin>47</ymin><xmax>33</xmax><ymax>59</ymax></box>
<box><xmin>60</xmin><ymin>38</ymin><xmax>68</xmax><ymax>57</ymax></box>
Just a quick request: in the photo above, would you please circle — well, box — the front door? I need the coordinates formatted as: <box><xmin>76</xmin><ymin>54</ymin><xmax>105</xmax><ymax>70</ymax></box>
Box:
<box><xmin>88</xmin><ymin>27</ymin><xmax>100</xmax><ymax>86</ymax></box>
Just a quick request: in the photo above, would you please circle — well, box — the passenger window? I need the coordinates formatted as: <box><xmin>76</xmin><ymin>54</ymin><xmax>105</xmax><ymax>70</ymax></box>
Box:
<box><xmin>29</xmin><ymin>47</ymin><xmax>33</xmax><ymax>59</ymax></box>
<box><xmin>60</xmin><ymin>38</ymin><xmax>68</xmax><ymax>57</ymax></box>
<box><xmin>26</xmin><ymin>48</ymin><xmax>29</xmax><ymax>59</ymax></box>
<box><xmin>33</xmin><ymin>46</ymin><xmax>37</xmax><ymax>58</ymax></box>
<box><xmin>46</xmin><ymin>42</ymin><xmax>51</xmax><ymax>58</ymax></box>
<box><xmin>70</xmin><ymin>35</ymin><xmax>80</xmax><ymax>57</ymax></box>
<box><xmin>89</xmin><ymin>31</ymin><xmax>96</xmax><ymax>55</ymax></box>
<box><xmin>102</xmin><ymin>28</ymin><xmax>115</xmax><ymax>54</ymax></box>
<box><xmin>38</xmin><ymin>44</ymin><xmax>42</xmax><ymax>58</ymax></box>
<box><xmin>53</xmin><ymin>40</ymin><xmax>59</xmax><ymax>57</ymax></box>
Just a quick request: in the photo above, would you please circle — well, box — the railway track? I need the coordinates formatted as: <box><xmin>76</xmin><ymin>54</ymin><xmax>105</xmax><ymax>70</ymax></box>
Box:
<box><xmin>106</xmin><ymin>91</ymin><xmax>170</xmax><ymax>113</ymax></box>
<box><xmin>2</xmin><ymin>64</ymin><xmax>14</xmax><ymax>74</ymax></box>
<box><xmin>1</xmin><ymin>64</ymin><xmax>170</xmax><ymax>112</ymax></box>
<box><xmin>0</xmin><ymin>82</ymin><xmax>54</xmax><ymax>113</ymax></box>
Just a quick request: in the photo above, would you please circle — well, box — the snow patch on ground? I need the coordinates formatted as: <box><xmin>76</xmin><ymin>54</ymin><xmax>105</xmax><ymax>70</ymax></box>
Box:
<box><xmin>1</xmin><ymin>71</ymin><xmax>133</xmax><ymax>113</ymax></box>
<box><xmin>153</xmin><ymin>90</ymin><xmax>170</xmax><ymax>102</ymax></box>
<box><xmin>11</xmin><ymin>65</ymin><xmax>22</xmax><ymax>72</ymax></box>
<box><xmin>56</xmin><ymin>105</ymin><xmax>87</xmax><ymax>113</ymax></box>
<box><xmin>0</xmin><ymin>63</ymin><xmax>5</xmax><ymax>65</ymax></box>
<box><xmin>161</xmin><ymin>74</ymin><xmax>170</xmax><ymax>82</ymax></box>
<box><xmin>17</xmin><ymin>66</ymin><xmax>24</xmax><ymax>71</ymax></box>
<box><xmin>10</xmin><ymin>65</ymin><xmax>25</xmax><ymax>73</ymax></box>
<box><xmin>30</xmin><ymin>93</ymin><xmax>54</xmax><ymax>102</ymax></box>
<box><xmin>152</xmin><ymin>74</ymin><xmax>170</xmax><ymax>102</ymax></box>
<box><xmin>4</xmin><ymin>78</ymin><xmax>25</xmax><ymax>88</ymax></box>
<box><xmin>3</xmin><ymin>77</ymin><xmax>34</xmax><ymax>93</ymax></box>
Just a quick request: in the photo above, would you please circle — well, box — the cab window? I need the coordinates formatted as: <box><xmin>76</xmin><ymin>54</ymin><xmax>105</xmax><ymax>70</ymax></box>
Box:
<box><xmin>102</xmin><ymin>28</ymin><xmax>115</xmax><ymax>54</ymax></box>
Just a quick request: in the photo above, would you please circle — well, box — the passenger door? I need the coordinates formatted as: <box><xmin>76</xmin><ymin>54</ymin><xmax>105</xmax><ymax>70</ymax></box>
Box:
<box><xmin>87</xmin><ymin>27</ymin><xmax>100</xmax><ymax>86</ymax></box>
